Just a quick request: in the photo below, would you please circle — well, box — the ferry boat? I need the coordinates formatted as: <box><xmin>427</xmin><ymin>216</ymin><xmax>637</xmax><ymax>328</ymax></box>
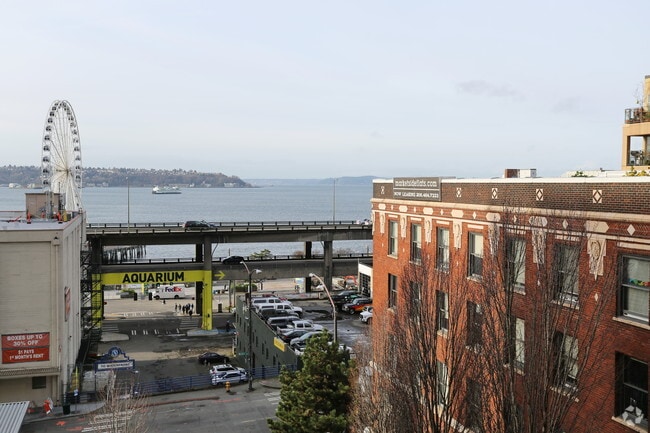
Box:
<box><xmin>152</xmin><ymin>186</ymin><xmax>181</xmax><ymax>194</ymax></box>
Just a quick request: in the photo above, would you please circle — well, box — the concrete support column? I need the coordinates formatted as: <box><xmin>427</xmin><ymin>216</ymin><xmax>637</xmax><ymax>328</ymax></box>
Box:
<box><xmin>324</xmin><ymin>240</ymin><xmax>333</xmax><ymax>291</ymax></box>
<box><xmin>201</xmin><ymin>238</ymin><xmax>213</xmax><ymax>330</ymax></box>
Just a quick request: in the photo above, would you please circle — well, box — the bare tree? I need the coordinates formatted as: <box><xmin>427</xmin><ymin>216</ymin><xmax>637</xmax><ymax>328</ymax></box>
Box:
<box><xmin>90</xmin><ymin>372</ymin><xmax>152</xmax><ymax>433</ymax></box>
<box><xmin>350</xmin><ymin>206</ymin><xmax>619</xmax><ymax>433</ymax></box>
<box><xmin>477</xmin><ymin>207</ymin><xmax>617</xmax><ymax>433</ymax></box>
<box><xmin>349</xmin><ymin>253</ymin><xmax>481</xmax><ymax>433</ymax></box>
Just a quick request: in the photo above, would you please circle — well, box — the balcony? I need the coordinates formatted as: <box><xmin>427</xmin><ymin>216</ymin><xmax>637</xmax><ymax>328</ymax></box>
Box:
<box><xmin>625</xmin><ymin>107</ymin><xmax>650</xmax><ymax>124</ymax></box>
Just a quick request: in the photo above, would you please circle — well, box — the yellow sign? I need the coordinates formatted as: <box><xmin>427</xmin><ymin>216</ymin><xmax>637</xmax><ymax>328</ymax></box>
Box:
<box><xmin>214</xmin><ymin>270</ymin><xmax>225</xmax><ymax>280</ymax></box>
<box><xmin>101</xmin><ymin>270</ymin><xmax>206</xmax><ymax>286</ymax></box>
<box><xmin>273</xmin><ymin>337</ymin><xmax>286</xmax><ymax>351</ymax></box>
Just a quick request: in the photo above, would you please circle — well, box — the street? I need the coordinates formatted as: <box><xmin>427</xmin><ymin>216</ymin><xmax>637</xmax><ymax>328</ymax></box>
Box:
<box><xmin>19</xmin><ymin>282</ymin><xmax>370</xmax><ymax>432</ymax></box>
<box><xmin>20</xmin><ymin>386</ymin><xmax>281</xmax><ymax>433</ymax></box>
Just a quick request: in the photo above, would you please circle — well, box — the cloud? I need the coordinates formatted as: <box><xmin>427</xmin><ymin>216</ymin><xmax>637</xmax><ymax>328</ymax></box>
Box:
<box><xmin>551</xmin><ymin>97</ymin><xmax>581</xmax><ymax>114</ymax></box>
<box><xmin>456</xmin><ymin>80</ymin><xmax>524</xmax><ymax>102</ymax></box>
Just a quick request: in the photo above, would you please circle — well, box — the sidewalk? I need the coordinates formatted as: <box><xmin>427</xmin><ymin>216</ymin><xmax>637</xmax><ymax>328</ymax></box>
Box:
<box><xmin>22</xmin><ymin>377</ymin><xmax>281</xmax><ymax>424</ymax></box>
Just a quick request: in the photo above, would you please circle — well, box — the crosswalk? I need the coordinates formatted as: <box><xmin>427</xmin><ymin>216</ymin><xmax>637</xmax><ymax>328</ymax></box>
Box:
<box><xmin>101</xmin><ymin>317</ymin><xmax>201</xmax><ymax>336</ymax></box>
<box><xmin>264</xmin><ymin>391</ymin><xmax>281</xmax><ymax>405</ymax></box>
<box><xmin>82</xmin><ymin>410</ymin><xmax>134</xmax><ymax>432</ymax></box>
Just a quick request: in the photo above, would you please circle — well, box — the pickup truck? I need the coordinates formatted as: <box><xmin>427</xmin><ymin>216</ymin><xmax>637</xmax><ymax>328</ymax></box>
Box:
<box><xmin>283</xmin><ymin>319</ymin><xmax>324</xmax><ymax>332</ymax></box>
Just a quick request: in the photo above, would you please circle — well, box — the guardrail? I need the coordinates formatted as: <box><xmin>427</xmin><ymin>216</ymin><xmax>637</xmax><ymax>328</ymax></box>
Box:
<box><xmin>86</xmin><ymin>220</ymin><xmax>372</xmax><ymax>234</ymax></box>
<box><xmin>106</xmin><ymin>252</ymin><xmax>372</xmax><ymax>265</ymax></box>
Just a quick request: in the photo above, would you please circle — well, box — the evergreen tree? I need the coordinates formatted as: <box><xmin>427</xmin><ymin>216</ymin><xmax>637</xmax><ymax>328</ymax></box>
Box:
<box><xmin>268</xmin><ymin>332</ymin><xmax>352</xmax><ymax>433</ymax></box>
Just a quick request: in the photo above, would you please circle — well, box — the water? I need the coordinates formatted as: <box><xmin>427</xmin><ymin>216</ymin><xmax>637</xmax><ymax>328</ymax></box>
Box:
<box><xmin>0</xmin><ymin>184</ymin><xmax>373</xmax><ymax>258</ymax></box>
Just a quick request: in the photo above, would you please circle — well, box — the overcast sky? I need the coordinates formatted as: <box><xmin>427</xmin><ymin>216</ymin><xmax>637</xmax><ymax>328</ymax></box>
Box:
<box><xmin>1</xmin><ymin>1</ymin><xmax>648</xmax><ymax>179</ymax></box>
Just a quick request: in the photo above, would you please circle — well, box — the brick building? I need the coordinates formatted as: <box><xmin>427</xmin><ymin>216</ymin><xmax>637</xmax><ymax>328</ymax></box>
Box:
<box><xmin>367</xmin><ymin>80</ymin><xmax>650</xmax><ymax>432</ymax></box>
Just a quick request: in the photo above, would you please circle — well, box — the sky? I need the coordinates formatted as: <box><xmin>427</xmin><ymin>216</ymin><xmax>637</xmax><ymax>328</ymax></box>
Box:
<box><xmin>0</xmin><ymin>1</ymin><xmax>648</xmax><ymax>180</ymax></box>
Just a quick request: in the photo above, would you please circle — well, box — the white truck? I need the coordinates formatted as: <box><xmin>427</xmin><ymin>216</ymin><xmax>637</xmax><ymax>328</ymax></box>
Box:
<box><xmin>150</xmin><ymin>284</ymin><xmax>188</xmax><ymax>299</ymax></box>
<box><xmin>283</xmin><ymin>319</ymin><xmax>324</xmax><ymax>332</ymax></box>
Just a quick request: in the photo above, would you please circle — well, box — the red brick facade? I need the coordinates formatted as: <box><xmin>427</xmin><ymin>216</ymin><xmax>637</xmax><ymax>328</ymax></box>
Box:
<box><xmin>370</xmin><ymin>176</ymin><xmax>650</xmax><ymax>432</ymax></box>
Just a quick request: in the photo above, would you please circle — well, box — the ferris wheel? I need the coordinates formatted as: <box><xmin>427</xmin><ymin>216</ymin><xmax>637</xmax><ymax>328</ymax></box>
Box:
<box><xmin>41</xmin><ymin>100</ymin><xmax>83</xmax><ymax>213</ymax></box>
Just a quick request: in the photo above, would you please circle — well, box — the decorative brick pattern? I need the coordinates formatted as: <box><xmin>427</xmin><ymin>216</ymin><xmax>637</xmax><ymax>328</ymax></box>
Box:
<box><xmin>593</xmin><ymin>189</ymin><xmax>602</xmax><ymax>204</ymax></box>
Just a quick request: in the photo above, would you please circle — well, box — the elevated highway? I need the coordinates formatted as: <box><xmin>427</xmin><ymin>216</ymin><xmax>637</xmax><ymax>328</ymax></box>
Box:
<box><xmin>85</xmin><ymin>220</ymin><xmax>373</xmax><ymax>330</ymax></box>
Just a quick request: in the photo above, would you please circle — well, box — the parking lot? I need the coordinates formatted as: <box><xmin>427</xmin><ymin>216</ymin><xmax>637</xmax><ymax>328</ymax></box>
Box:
<box><xmin>96</xmin><ymin>280</ymin><xmax>369</xmax><ymax>386</ymax></box>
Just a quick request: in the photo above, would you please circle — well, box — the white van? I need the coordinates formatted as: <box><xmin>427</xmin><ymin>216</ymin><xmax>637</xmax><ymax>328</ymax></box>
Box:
<box><xmin>255</xmin><ymin>301</ymin><xmax>303</xmax><ymax>317</ymax></box>
<box><xmin>251</xmin><ymin>297</ymin><xmax>284</xmax><ymax>311</ymax></box>
<box><xmin>267</xmin><ymin>315</ymin><xmax>300</xmax><ymax>331</ymax></box>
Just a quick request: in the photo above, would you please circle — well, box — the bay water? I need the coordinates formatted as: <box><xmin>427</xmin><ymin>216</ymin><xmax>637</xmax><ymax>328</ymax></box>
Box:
<box><xmin>0</xmin><ymin>184</ymin><xmax>374</xmax><ymax>259</ymax></box>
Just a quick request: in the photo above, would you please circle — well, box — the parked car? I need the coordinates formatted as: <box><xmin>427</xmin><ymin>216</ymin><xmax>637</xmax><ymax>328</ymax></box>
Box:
<box><xmin>278</xmin><ymin>328</ymin><xmax>310</xmax><ymax>343</ymax></box>
<box><xmin>211</xmin><ymin>369</ymin><xmax>249</xmax><ymax>386</ymax></box>
<box><xmin>334</xmin><ymin>293</ymin><xmax>364</xmax><ymax>311</ymax></box>
<box><xmin>342</xmin><ymin>297</ymin><xmax>372</xmax><ymax>314</ymax></box>
<box><xmin>209</xmin><ymin>364</ymin><xmax>244</xmax><ymax>375</ymax></box>
<box><xmin>255</xmin><ymin>301</ymin><xmax>303</xmax><ymax>317</ymax></box>
<box><xmin>360</xmin><ymin>306</ymin><xmax>373</xmax><ymax>324</ymax></box>
<box><xmin>331</xmin><ymin>290</ymin><xmax>358</xmax><ymax>302</ymax></box>
<box><xmin>183</xmin><ymin>220</ymin><xmax>216</xmax><ymax>230</ymax></box>
<box><xmin>222</xmin><ymin>255</ymin><xmax>245</xmax><ymax>265</ymax></box>
<box><xmin>251</xmin><ymin>296</ymin><xmax>285</xmax><ymax>311</ymax></box>
<box><xmin>284</xmin><ymin>319</ymin><xmax>324</xmax><ymax>332</ymax></box>
<box><xmin>289</xmin><ymin>330</ymin><xmax>330</xmax><ymax>347</ymax></box>
<box><xmin>260</xmin><ymin>308</ymin><xmax>299</xmax><ymax>320</ymax></box>
<box><xmin>266</xmin><ymin>315</ymin><xmax>301</xmax><ymax>331</ymax></box>
<box><xmin>198</xmin><ymin>352</ymin><xmax>230</xmax><ymax>364</ymax></box>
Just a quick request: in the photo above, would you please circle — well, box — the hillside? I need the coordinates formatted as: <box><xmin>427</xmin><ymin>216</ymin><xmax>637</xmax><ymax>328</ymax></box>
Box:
<box><xmin>0</xmin><ymin>165</ymin><xmax>251</xmax><ymax>188</ymax></box>
<box><xmin>244</xmin><ymin>176</ymin><xmax>378</xmax><ymax>187</ymax></box>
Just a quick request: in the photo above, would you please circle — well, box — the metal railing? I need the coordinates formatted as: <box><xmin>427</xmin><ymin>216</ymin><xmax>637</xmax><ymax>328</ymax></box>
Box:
<box><xmin>86</xmin><ymin>220</ymin><xmax>372</xmax><ymax>234</ymax></box>
<box><xmin>70</xmin><ymin>364</ymin><xmax>296</xmax><ymax>403</ymax></box>
<box><xmin>625</xmin><ymin>107</ymin><xmax>650</xmax><ymax>124</ymax></box>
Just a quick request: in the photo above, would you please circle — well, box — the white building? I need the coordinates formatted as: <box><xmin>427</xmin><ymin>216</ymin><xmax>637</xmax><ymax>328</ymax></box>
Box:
<box><xmin>0</xmin><ymin>211</ymin><xmax>85</xmax><ymax>405</ymax></box>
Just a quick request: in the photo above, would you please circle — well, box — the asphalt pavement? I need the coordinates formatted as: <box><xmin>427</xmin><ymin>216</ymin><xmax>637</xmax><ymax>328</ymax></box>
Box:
<box><xmin>21</xmin><ymin>279</ymin><xmax>364</xmax><ymax>427</ymax></box>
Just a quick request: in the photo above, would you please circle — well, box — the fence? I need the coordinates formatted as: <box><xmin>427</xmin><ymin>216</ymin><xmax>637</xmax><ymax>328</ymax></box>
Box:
<box><xmin>73</xmin><ymin>363</ymin><xmax>297</xmax><ymax>402</ymax></box>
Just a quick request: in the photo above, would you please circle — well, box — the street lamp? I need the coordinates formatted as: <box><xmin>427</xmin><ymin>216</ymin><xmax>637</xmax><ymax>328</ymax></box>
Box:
<box><xmin>309</xmin><ymin>273</ymin><xmax>337</xmax><ymax>342</ymax></box>
<box><xmin>240</xmin><ymin>259</ymin><xmax>261</xmax><ymax>391</ymax></box>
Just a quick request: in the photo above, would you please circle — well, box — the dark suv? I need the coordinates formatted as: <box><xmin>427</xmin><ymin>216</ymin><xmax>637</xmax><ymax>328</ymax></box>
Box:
<box><xmin>183</xmin><ymin>220</ymin><xmax>216</xmax><ymax>230</ymax></box>
<box><xmin>222</xmin><ymin>255</ymin><xmax>245</xmax><ymax>265</ymax></box>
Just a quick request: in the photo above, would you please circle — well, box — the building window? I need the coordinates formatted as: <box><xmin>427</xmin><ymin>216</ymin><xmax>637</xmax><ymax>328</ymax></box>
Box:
<box><xmin>359</xmin><ymin>273</ymin><xmax>372</xmax><ymax>297</ymax></box>
<box><xmin>437</xmin><ymin>228</ymin><xmax>450</xmax><ymax>271</ymax></box>
<box><xmin>468</xmin><ymin>233</ymin><xmax>484</xmax><ymax>278</ymax></box>
<box><xmin>555</xmin><ymin>333</ymin><xmax>578</xmax><ymax>388</ymax></box>
<box><xmin>388</xmin><ymin>273</ymin><xmax>398</xmax><ymax>309</ymax></box>
<box><xmin>506</xmin><ymin>237</ymin><xmax>526</xmax><ymax>290</ymax></box>
<box><xmin>467</xmin><ymin>301</ymin><xmax>483</xmax><ymax>347</ymax></box>
<box><xmin>436</xmin><ymin>290</ymin><xmax>449</xmax><ymax>332</ymax></box>
<box><xmin>554</xmin><ymin>245</ymin><xmax>579</xmax><ymax>304</ymax></box>
<box><xmin>32</xmin><ymin>376</ymin><xmax>46</xmax><ymax>389</ymax></box>
<box><xmin>505</xmin><ymin>317</ymin><xmax>525</xmax><ymax>370</ymax></box>
<box><xmin>436</xmin><ymin>360</ymin><xmax>448</xmax><ymax>406</ymax></box>
<box><xmin>466</xmin><ymin>379</ymin><xmax>483</xmax><ymax>432</ymax></box>
<box><xmin>410</xmin><ymin>280</ymin><xmax>421</xmax><ymax>309</ymax></box>
<box><xmin>411</xmin><ymin>223</ymin><xmax>422</xmax><ymax>263</ymax></box>
<box><xmin>388</xmin><ymin>220</ymin><xmax>398</xmax><ymax>256</ymax></box>
<box><xmin>620</xmin><ymin>256</ymin><xmax>650</xmax><ymax>324</ymax></box>
<box><xmin>616</xmin><ymin>353</ymin><xmax>648</xmax><ymax>429</ymax></box>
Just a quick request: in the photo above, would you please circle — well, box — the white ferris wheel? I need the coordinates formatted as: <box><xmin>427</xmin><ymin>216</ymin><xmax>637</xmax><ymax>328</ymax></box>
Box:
<box><xmin>41</xmin><ymin>100</ymin><xmax>83</xmax><ymax>213</ymax></box>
